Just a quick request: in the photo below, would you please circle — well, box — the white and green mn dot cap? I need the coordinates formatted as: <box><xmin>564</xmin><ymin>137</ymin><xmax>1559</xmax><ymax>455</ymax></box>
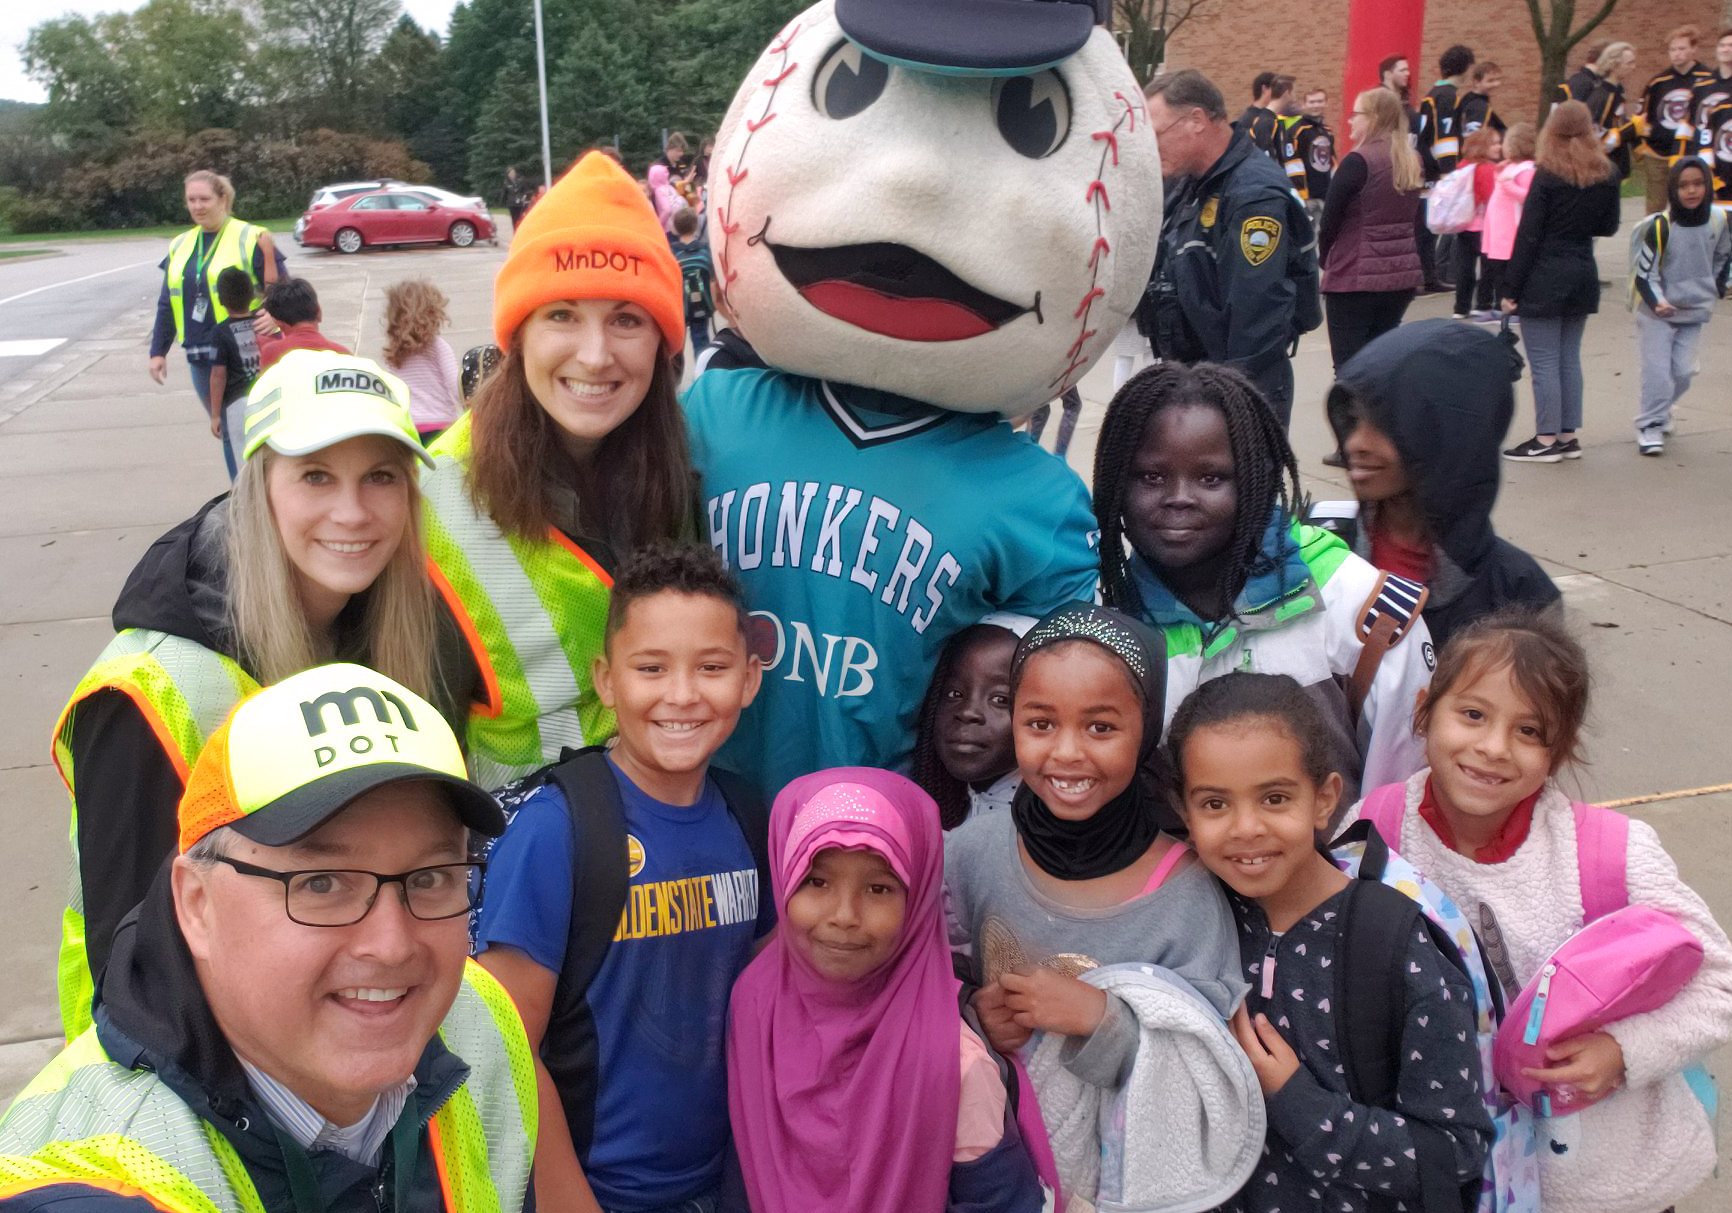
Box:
<box><xmin>240</xmin><ymin>349</ymin><xmax>433</xmax><ymax>467</ymax></box>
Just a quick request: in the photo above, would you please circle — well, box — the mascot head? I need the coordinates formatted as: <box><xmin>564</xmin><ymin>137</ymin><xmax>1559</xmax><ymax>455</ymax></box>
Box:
<box><xmin>710</xmin><ymin>0</ymin><xmax>1161</xmax><ymax>414</ymax></box>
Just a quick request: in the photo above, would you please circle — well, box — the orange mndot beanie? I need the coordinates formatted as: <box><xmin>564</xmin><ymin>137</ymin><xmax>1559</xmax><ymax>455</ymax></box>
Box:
<box><xmin>493</xmin><ymin>151</ymin><xmax>684</xmax><ymax>351</ymax></box>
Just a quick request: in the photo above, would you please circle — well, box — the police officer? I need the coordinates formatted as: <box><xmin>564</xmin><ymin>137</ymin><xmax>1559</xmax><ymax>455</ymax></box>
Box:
<box><xmin>1141</xmin><ymin>69</ymin><xmax>1320</xmax><ymax>426</ymax></box>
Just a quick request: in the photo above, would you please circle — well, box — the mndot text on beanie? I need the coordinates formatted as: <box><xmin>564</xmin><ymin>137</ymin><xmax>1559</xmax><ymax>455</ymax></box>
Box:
<box><xmin>492</xmin><ymin>152</ymin><xmax>686</xmax><ymax>352</ymax></box>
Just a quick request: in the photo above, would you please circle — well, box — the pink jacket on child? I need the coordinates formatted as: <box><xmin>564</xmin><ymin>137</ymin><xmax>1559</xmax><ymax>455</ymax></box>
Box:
<box><xmin>1482</xmin><ymin>159</ymin><xmax>1535</xmax><ymax>261</ymax></box>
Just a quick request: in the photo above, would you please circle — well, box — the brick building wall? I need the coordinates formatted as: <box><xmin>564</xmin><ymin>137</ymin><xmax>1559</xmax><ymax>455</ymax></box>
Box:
<box><xmin>1157</xmin><ymin>0</ymin><xmax>1728</xmax><ymax>134</ymax></box>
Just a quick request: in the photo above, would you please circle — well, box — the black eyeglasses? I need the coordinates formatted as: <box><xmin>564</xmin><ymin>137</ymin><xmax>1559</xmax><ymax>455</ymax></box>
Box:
<box><xmin>212</xmin><ymin>855</ymin><xmax>485</xmax><ymax>927</ymax></box>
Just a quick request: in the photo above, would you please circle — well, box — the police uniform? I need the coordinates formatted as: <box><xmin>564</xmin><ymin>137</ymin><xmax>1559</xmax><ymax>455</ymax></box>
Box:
<box><xmin>1141</xmin><ymin>129</ymin><xmax>1320</xmax><ymax>425</ymax></box>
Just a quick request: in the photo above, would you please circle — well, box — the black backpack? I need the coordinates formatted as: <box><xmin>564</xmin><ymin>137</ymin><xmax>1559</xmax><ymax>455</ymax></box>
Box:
<box><xmin>1333</xmin><ymin>818</ymin><xmax>1500</xmax><ymax>1213</ymax></box>
<box><xmin>510</xmin><ymin>746</ymin><xmax>770</xmax><ymax>1156</ymax></box>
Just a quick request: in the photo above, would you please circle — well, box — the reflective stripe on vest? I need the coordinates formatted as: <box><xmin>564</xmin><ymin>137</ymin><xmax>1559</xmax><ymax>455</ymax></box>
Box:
<box><xmin>50</xmin><ymin>632</ymin><xmax>256</xmax><ymax>1043</ymax></box>
<box><xmin>422</xmin><ymin>415</ymin><xmax>615</xmax><ymax>790</ymax></box>
<box><xmin>165</xmin><ymin>222</ymin><xmax>264</xmax><ymax>345</ymax></box>
<box><xmin>0</xmin><ymin>962</ymin><xmax>536</xmax><ymax>1213</ymax></box>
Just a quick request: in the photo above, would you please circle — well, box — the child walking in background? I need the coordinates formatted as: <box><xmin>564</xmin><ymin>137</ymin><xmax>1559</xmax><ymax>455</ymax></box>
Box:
<box><xmin>669</xmin><ymin>207</ymin><xmax>716</xmax><ymax>355</ymax></box>
<box><xmin>381</xmin><ymin>278</ymin><xmax>462</xmax><ymax>444</ymax></box>
<box><xmin>1453</xmin><ymin>126</ymin><xmax>1504</xmax><ymax>320</ymax></box>
<box><xmin>206</xmin><ymin>266</ymin><xmax>261</xmax><ymax>480</ymax></box>
<box><xmin>1095</xmin><ymin>363</ymin><xmax>1431</xmax><ymax>805</ymax></box>
<box><xmin>911</xmin><ymin>616</ymin><xmax>1027</xmax><ymax>829</ymax></box>
<box><xmin>1169</xmin><ymin>673</ymin><xmax>1492</xmax><ymax>1213</ymax></box>
<box><xmin>1481</xmin><ymin>122</ymin><xmax>1537</xmax><ymax>318</ymax></box>
<box><xmin>1344</xmin><ymin>609</ymin><xmax>1732</xmax><ymax>1213</ymax></box>
<box><xmin>1630</xmin><ymin>158</ymin><xmax>1731</xmax><ymax>455</ymax></box>
<box><xmin>727</xmin><ymin>769</ymin><xmax>1046</xmax><ymax>1213</ymax></box>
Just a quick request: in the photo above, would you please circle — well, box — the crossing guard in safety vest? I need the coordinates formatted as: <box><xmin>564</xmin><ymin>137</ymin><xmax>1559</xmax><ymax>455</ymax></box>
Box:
<box><xmin>0</xmin><ymin>664</ymin><xmax>536</xmax><ymax>1213</ymax></box>
<box><xmin>51</xmin><ymin>350</ymin><xmax>442</xmax><ymax>1045</ymax></box>
<box><xmin>422</xmin><ymin>152</ymin><xmax>690</xmax><ymax>792</ymax></box>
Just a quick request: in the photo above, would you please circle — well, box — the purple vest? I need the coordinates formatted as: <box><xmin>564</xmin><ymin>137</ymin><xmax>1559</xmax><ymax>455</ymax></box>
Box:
<box><xmin>1322</xmin><ymin>141</ymin><xmax>1423</xmax><ymax>293</ymax></box>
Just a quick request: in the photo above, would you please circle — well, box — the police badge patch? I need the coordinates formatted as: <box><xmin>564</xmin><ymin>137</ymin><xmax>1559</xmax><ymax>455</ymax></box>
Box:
<box><xmin>1240</xmin><ymin>215</ymin><xmax>1281</xmax><ymax>265</ymax></box>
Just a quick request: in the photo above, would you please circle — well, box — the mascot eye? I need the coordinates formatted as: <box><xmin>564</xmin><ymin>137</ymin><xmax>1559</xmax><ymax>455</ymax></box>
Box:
<box><xmin>992</xmin><ymin>71</ymin><xmax>1070</xmax><ymax>159</ymax></box>
<box><xmin>812</xmin><ymin>41</ymin><xmax>890</xmax><ymax>120</ymax></box>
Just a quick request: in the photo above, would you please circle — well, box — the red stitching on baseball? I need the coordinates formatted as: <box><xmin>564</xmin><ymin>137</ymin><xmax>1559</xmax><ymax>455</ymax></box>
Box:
<box><xmin>1089</xmin><ymin>237</ymin><xmax>1111</xmax><ymax>268</ymax></box>
<box><xmin>1066</xmin><ymin>330</ymin><xmax>1098</xmax><ymax>359</ymax></box>
<box><xmin>1072</xmin><ymin>288</ymin><xmax>1104</xmax><ymax>318</ymax></box>
<box><xmin>746</xmin><ymin>113</ymin><xmax>778</xmax><ymax>133</ymax></box>
<box><xmin>770</xmin><ymin>22</ymin><xmax>802</xmax><ymax>53</ymax></box>
<box><xmin>763</xmin><ymin>64</ymin><xmax>796</xmax><ymax>87</ymax></box>
<box><xmin>726</xmin><ymin>166</ymin><xmax>749</xmax><ymax>187</ymax></box>
<box><xmin>1092</xmin><ymin>130</ymin><xmax>1119</xmax><ymax>166</ymax></box>
<box><xmin>1085</xmin><ymin>180</ymin><xmax>1110</xmax><ymax>209</ymax></box>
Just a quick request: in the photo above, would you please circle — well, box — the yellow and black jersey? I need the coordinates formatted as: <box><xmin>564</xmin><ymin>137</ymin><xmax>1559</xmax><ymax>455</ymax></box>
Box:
<box><xmin>1417</xmin><ymin>83</ymin><xmax>1461</xmax><ymax>178</ymax></box>
<box><xmin>1699</xmin><ymin>101</ymin><xmax>1732</xmax><ymax>202</ymax></box>
<box><xmin>1642</xmin><ymin>64</ymin><xmax>1713</xmax><ymax>156</ymax></box>
<box><xmin>1692</xmin><ymin>72</ymin><xmax>1732</xmax><ymax>139</ymax></box>
<box><xmin>1283</xmin><ymin>115</ymin><xmax>1334</xmax><ymax>202</ymax></box>
<box><xmin>1235</xmin><ymin>105</ymin><xmax>1282</xmax><ymax>156</ymax></box>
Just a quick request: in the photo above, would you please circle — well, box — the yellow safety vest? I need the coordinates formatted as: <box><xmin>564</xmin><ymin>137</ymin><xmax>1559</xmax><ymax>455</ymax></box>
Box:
<box><xmin>51</xmin><ymin>631</ymin><xmax>257</xmax><ymax>1042</ymax></box>
<box><xmin>0</xmin><ymin>961</ymin><xmax>537</xmax><ymax>1213</ymax></box>
<box><xmin>422</xmin><ymin>415</ymin><xmax>616</xmax><ymax>791</ymax></box>
<box><xmin>165</xmin><ymin>220</ymin><xmax>265</xmax><ymax>345</ymax></box>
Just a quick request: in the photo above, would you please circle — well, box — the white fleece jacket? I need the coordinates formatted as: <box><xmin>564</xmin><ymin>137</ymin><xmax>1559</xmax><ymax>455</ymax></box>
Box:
<box><xmin>1345</xmin><ymin>772</ymin><xmax>1732</xmax><ymax>1213</ymax></box>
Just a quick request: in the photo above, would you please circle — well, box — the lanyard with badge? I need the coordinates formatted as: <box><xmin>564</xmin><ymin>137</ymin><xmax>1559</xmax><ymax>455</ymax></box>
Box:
<box><xmin>190</xmin><ymin>219</ymin><xmax>229</xmax><ymax>325</ymax></box>
<box><xmin>273</xmin><ymin>1102</ymin><xmax>421</xmax><ymax>1213</ymax></box>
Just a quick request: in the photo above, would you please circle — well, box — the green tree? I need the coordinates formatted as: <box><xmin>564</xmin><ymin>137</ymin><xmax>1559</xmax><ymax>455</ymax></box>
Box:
<box><xmin>469</xmin><ymin>61</ymin><xmax>545</xmax><ymax>196</ymax></box>
<box><xmin>1518</xmin><ymin>0</ymin><xmax>1623</xmax><ymax>123</ymax></box>
<box><xmin>23</xmin><ymin>14</ymin><xmax>139</xmax><ymax>144</ymax></box>
<box><xmin>262</xmin><ymin>0</ymin><xmax>404</xmax><ymax>119</ymax></box>
<box><xmin>661</xmin><ymin>0</ymin><xmax>804</xmax><ymax>135</ymax></box>
<box><xmin>549</xmin><ymin>20</ymin><xmax>659</xmax><ymax>165</ymax></box>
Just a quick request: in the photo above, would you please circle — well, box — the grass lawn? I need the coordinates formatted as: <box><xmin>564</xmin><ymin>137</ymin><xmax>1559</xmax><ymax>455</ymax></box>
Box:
<box><xmin>0</xmin><ymin>216</ymin><xmax>298</xmax><ymax>245</ymax></box>
<box><xmin>0</xmin><ymin>247</ymin><xmax>50</xmax><ymax>260</ymax></box>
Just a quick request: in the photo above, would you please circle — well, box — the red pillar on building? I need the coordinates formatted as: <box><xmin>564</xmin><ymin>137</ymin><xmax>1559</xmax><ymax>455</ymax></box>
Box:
<box><xmin>1341</xmin><ymin>0</ymin><xmax>1427</xmax><ymax>129</ymax></box>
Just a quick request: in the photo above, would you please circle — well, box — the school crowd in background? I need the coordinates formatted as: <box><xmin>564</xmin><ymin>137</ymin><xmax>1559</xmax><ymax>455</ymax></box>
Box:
<box><xmin>0</xmin><ymin>26</ymin><xmax>1728</xmax><ymax>1213</ymax></box>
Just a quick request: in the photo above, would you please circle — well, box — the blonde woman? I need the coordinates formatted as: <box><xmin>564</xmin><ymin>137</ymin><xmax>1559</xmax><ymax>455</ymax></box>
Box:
<box><xmin>1318</xmin><ymin>87</ymin><xmax>1425</xmax><ymax>370</ymax></box>
<box><xmin>146</xmin><ymin>170</ymin><xmax>281</xmax><ymax>473</ymax></box>
<box><xmin>382</xmin><ymin>278</ymin><xmax>463</xmax><ymax>443</ymax></box>
<box><xmin>51</xmin><ymin>350</ymin><xmax>463</xmax><ymax>1041</ymax></box>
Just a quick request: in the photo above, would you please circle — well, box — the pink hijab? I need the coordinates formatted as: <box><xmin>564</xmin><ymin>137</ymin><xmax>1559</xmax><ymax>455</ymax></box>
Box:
<box><xmin>727</xmin><ymin>768</ymin><xmax>960</xmax><ymax>1213</ymax></box>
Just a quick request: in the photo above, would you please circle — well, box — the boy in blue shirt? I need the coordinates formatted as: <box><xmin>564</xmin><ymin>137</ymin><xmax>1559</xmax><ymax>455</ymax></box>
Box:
<box><xmin>476</xmin><ymin>543</ymin><xmax>772</xmax><ymax>1213</ymax></box>
<box><xmin>669</xmin><ymin>207</ymin><xmax>715</xmax><ymax>356</ymax></box>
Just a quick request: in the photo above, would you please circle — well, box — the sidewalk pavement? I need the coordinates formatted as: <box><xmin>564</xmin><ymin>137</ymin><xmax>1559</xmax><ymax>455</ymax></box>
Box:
<box><xmin>1</xmin><ymin>204</ymin><xmax>1728</xmax><ymax>1207</ymax></box>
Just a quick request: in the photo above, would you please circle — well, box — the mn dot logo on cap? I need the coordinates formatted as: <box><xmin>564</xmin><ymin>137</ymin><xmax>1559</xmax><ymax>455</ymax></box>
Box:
<box><xmin>315</xmin><ymin>368</ymin><xmax>398</xmax><ymax>403</ymax></box>
<box><xmin>300</xmin><ymin>683</ymin><xmax>420</xmax><ymax>769</ymax></box>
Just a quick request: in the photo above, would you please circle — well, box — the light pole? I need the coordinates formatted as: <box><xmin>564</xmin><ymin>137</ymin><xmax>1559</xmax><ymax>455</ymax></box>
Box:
<box><xmin>533</xmin><ymin>0</ymin><xmax>553</xmax><ymax>188</ymax></box>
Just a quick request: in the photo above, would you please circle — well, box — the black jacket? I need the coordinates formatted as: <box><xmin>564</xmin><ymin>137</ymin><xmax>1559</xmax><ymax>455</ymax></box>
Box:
<box><xmin>1141</xmin><ymin>131</ymin><xmax>1320</xmax><ymax>408</ymax></box>
<box><xmin>28</xmin><ymin>869</ymin><xmax>491</xmax><ymax>1213</ymax></box>
<box><xmin>70</xmin><ymin>499</ymin><xmax>477</xmax><ymax>990</ymax></box>
<box><xmin>1323</xmin><ymin>319</ymin><xmax>1560</xmax><ymax>649</ymax></box>
<box><xmin>1502</xmin><ymin>169</ymin><xmax>1621</xmax><ymax>317</ymax></box>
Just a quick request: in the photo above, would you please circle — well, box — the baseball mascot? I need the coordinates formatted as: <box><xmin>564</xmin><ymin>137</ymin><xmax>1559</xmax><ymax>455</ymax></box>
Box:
<box><xmin>686</xmin><ymin>0</ymin><xmax>1162</xmax><ymax>797</ymax></box>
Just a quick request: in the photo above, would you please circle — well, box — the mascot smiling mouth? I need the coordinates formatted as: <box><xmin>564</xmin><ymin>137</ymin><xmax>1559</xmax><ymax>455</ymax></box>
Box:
<box><xmin>768</xmin><ymin>240</ymin><xmax>1038</xmax><ymax>342</ymax></box>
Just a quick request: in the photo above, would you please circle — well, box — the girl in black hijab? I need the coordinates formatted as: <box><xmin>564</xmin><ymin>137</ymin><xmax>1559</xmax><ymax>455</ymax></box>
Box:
<box><xmin>943</xmin><ymin>603</ymin><xmax>1248</xmax><ymax>1064</ymax></box>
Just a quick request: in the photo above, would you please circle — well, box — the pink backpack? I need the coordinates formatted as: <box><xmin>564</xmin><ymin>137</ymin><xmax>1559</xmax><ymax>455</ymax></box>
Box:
<box><xmin>1361</xmin><ymin>787</ymin><xmax>1706</xmax><ymax>1117</ymax></box>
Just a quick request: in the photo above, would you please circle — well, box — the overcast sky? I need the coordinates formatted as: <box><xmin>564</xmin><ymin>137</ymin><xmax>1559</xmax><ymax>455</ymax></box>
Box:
<box><xmin>3</xmin><ymin>0</ymin><xmax>462</xmax><ymax>103</ymax></box>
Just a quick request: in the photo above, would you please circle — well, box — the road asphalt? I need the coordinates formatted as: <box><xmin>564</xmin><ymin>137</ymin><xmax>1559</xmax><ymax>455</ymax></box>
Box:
<box><xmin>0</xmin><ymin>207</ymin><xmax>1727</xmax><ymax>1207</ymax></box>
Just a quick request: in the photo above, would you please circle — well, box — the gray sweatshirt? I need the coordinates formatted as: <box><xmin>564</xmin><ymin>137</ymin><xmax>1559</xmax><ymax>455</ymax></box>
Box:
<box><xmin>944</xmin><ymin>810</ymin><xmax>1249</xmax><ymax>1088</ymax></box>
<box><xmin>1633</xmin><ymin>211</ymin><xmax>1732</xmax><ymax>324</ymax></box>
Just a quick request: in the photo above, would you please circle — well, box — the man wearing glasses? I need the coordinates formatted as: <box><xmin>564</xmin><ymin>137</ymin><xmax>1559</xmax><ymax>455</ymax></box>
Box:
<box><xmin>0</xmin><ymin>664</ymin><xmax>536</xmax><ymax>1213</ymax></box>
<box><xmin>1138</xmin><ymin>69</ymin><xmax>1321</xmax><ymax>427</ymax></box>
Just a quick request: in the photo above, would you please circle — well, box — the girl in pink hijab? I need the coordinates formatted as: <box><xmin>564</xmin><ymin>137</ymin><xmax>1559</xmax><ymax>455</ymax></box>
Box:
<box><xmin>727</xmin><ymin>768</ymin><xmax>1047</xmax><ymax>1213</ymax></box>
<box><xmin>646</xmin><ymin>162</ymin><xmax>680</xmax><ymax>231</ymax></box>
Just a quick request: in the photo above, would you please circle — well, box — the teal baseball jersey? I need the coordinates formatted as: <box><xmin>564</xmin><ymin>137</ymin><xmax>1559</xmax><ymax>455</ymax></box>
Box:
<box><xmin>684</xmin><ymin>367</ymin><xmax>1099</xmax><ymax>800</ymax></box>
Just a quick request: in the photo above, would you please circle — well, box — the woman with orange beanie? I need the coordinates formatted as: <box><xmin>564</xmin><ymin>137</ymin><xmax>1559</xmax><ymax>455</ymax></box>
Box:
<box><xmin>421</xmin><ymin>151</ymin><xmax>697</xmax><ymax>791</ymax></box>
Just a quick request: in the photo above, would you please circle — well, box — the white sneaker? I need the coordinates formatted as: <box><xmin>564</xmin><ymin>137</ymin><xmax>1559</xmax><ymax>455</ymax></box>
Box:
<box><xmin>1637</xmin><ymin>426</ymin><xmax>1664</xmax><ymax>456</ymax></box>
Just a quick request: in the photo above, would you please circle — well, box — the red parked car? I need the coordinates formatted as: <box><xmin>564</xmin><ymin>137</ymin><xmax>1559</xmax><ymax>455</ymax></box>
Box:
<box><xmin>299</xmin><ymin>189</ymin><xmax>496</xmax><ymax>254</ymax></box>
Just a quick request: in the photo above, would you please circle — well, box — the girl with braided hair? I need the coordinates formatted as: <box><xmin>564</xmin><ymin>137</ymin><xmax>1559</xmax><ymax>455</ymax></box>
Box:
<box><xmin>1094</xmin><ymin>362</ymin><xmax>1432</xmax><ymax>805</ymax></box>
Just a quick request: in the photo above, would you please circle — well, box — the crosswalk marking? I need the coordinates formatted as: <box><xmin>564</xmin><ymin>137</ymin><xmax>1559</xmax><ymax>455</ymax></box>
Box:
<box><xmin>0</xmin><ymin>339</ymin><xmax>66</xmax><ymax>358</ymax></box>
